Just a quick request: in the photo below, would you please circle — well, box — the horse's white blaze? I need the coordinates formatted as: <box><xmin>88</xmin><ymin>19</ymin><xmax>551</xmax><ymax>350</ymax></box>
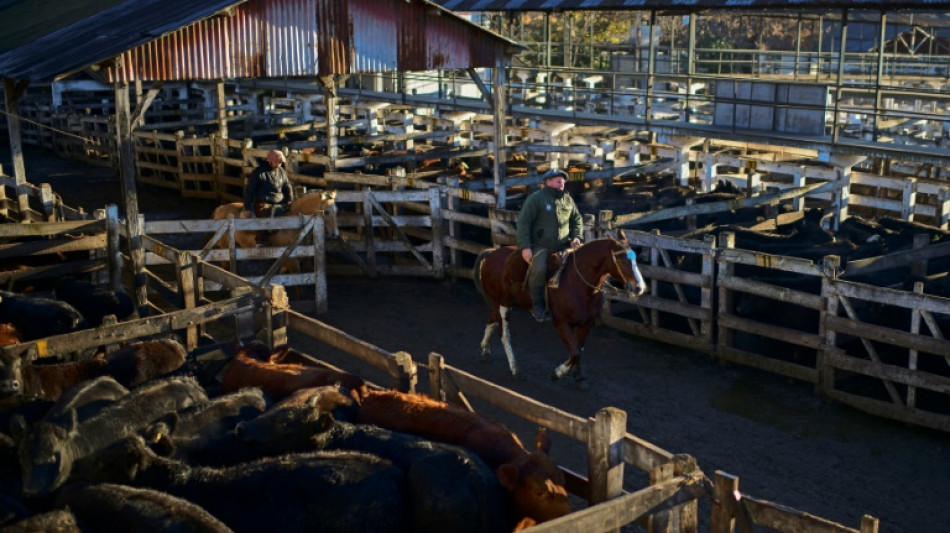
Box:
<box><xmin>479</xmin><ymin>322</ymin><xmax>497</xmax><ymax>356</ymax></box>
<box><xmin>499</xmin><ymin>306</ymin><xmax>519</xmax><ymax>375</ymax></box>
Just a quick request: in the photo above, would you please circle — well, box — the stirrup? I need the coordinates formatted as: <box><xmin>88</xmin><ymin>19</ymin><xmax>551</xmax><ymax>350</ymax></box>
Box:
<box><xmin>531</xmin><ymin>308</ymin><xmax>551</xmax><ymax>323</ymax></box>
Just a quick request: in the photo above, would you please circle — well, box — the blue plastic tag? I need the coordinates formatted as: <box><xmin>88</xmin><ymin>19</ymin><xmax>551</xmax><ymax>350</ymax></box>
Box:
<box><xmin>626</xmin><ymin>249</ymin><xmax>637</xmax><ymax>262</ymax></box>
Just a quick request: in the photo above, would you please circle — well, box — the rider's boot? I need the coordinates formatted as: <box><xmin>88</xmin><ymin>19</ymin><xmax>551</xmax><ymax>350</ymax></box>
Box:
<box><xmin>530</xmin><ymin>286</ymin><xmax>551</xmax><ymax>323</ymax></box>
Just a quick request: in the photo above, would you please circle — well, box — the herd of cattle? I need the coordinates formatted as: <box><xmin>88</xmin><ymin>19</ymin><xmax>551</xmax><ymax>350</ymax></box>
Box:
<box><xmin>0</xmin><ymin>333</ymin><xmax>572</xmax><ymax>532</ymax></box>
<box><xmin>0</xmin><ymin>277</ymin><xmax>135</xmax><ymax>347</ymax></box>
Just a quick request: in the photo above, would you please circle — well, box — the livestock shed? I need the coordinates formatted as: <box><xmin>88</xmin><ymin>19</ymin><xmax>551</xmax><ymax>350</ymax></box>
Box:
<box><xmin>0</xmin><ymin>0</ymin><xmax>522</xmax><ymax>314</ymax></box>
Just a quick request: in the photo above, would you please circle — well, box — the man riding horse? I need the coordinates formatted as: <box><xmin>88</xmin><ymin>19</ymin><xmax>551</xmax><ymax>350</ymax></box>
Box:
<box><xmin>243</xmin><ymin>149</ymin><xmax>294</xmax><ymax>218</ymax></box>
<box><xmin>517</xmin><ymin>169</ymin><xmax>583</xmax><ymax>322</ymax></box>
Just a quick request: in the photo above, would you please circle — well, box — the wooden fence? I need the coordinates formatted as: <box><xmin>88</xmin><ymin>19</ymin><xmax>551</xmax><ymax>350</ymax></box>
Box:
<box><xmin>0</xmin><ymin>205</ymin><xmax>119</xmax><ymax>291</ymax></box>
<box><xmin>0</xmin><ymin>172</ymin><xmax>92</xmax><ymax>223</ymax></box>
<box><xmin>598</xmin><ymin>227</ymin><xmax>950</xmax><ymax>433</ymax></box>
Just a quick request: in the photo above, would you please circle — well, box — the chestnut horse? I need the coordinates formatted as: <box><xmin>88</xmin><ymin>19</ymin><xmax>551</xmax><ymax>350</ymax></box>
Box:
<box><xmin>210</xmin><ymin>190</ymin><xmax>340</xmax><ymax>269</ymax></box>
<box><xmin>473</xmin><ymin>233</ymin><xmax>645</xmax><ymax>387</ymax></box>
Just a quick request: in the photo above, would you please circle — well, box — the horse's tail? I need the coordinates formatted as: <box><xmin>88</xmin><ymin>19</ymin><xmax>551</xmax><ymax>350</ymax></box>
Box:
<box><xmin>472</xmin><ymin>248</ymin><xmax>494</xmax><ymax>305</ymax></box>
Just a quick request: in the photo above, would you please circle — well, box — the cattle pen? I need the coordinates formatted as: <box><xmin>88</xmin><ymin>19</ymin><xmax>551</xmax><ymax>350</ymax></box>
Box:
<box><xmin>0</xmin><ymin>226</ymin><xmax>882</xmax><ymax>532</ymax></box>
<box><xmin>2</xmin><ymin>151</ymin><xmax>950</xmax><ymax>433</ymax></box>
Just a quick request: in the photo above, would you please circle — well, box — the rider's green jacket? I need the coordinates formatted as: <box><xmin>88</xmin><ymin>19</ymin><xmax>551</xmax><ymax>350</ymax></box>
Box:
<box><xmin>516</xmin><ymin>186</ymin><xmax>583</xmax><ymax>251</ymax></box>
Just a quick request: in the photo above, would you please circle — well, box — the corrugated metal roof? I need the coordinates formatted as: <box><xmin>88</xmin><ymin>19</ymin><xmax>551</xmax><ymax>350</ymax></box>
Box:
<box><xmin>434</xmin><ymin>0</ymin><xmax>950</xmax><ymax>12</ymax></box>
<box><xmin>0</xmin><ymin>0</ymin><xmax>245</xmax><ymax>81</ymax></box>
<box><xmin>0</xmin><ymin>0</ymin><xmax>127</xmax><ymax>53</ymax></box>
<box><xmin>0</xmin><ymin>0</ymin><xmax>521</xmax><ymax>83</ymax></box>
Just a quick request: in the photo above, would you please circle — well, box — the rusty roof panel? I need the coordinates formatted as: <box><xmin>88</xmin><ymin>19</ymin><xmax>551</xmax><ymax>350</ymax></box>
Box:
<box><xmin>435</xmin><ymin>0</ymin><xmax>950</xmax><ymax>9</ymax></box>
<box><xmin>0</xmin><ymin>0</ymin><xmax>518</xmax><ymax>83</ymax></box>
<box><xmin>102</xmin><ymin>0</ymin><xmax>517</xmax><ymax>82</ymax></box>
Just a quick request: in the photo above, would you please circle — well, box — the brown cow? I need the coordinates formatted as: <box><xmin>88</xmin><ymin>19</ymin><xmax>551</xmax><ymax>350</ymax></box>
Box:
<box><xmin>0</xmin><ymin>323</ymin><xmax>20</xmax><ymax>347</ymax></box>
<box><xmin>103</xmin><ymin>338</ymin><xmax>187</xmax><ymax>388</ymax></box>
<box><xmin>0</xmin><ymin>351</ymin><xmax>108</xmax><ymax>402</ymax></box>
<box><xmin>219</xmin><ymin>342</ymin><xmax>367</xmax><ymax>403</ymax></box>
<box><xmin>355</xmin><ymin>389</ymin><xmax>572</xmax><ymax>525</ymax></box>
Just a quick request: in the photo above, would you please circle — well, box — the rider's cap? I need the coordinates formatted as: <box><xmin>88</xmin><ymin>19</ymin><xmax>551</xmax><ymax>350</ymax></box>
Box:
<box><xmin>543</xmin><ymin>169</ymin><xmax>569</xmax><ymax>181</ymax></box>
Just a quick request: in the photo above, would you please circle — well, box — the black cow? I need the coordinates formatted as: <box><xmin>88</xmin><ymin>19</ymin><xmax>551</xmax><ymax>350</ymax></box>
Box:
<box><xmin>73</xmin><ymin>435</ymin><xmax>409</xmax><ymax>533</ymax></box>
<box><xmin>12</xmin><ymin>376</ymin><xmax>207</xmax><ymax>497</ymax></box>
<box><xmin>236</xmin><ymin>400</ymin><xmax>508</xmax><ymax>533</ymax></box>
<box><xmin>0</xmin><ymin>290</ymin><xmax>86</xmax><ymax>341</ymax></box>
<box><xmin>0</xmin><ymin>508</ymin><xmax>79</xmax><ymax>533</ymax></box>
<box><xmin>42</xmin><ymin>375</ymin><xmax>129</xmax><ymax>427</ymax></box>
<box><xmin>54</xmin><ymin>278</ymin><xmax>135</xmax><ymax>328</ymax></box>
<box><xmin>146</xmin><ymin>387</ymin><xmax>268</xmax><ymax>466</ymax></box>
<box><xmin>55</xmin><ymin>483</ymin><xmax>234</xmax><ymax>533</ymax></box>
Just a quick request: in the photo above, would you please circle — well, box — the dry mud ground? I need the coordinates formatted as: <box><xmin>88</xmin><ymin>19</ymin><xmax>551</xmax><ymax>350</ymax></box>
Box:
<box><xmin>5</xmin><ymin>145</ymin><xmax>950</xmax><ymax>532</ymax></box>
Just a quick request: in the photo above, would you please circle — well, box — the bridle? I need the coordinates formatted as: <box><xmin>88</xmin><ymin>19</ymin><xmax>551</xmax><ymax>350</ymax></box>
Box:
<box><xmin>570</xmin><ymin>241</ymin><xmax>634</xmax><ymax>293</ymax></box>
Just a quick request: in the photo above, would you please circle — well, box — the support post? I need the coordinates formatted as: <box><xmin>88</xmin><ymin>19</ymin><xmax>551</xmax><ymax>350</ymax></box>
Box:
<box><xmin>176</xmin><ymin>251</ymin><xmax>198</xmax><ymax>351</ymax></box>
<box><xmin>320</xmin><ymin>75</ymin><xmax>339</xmax><ymax>172</ymax></box>
<box><xmin>3</xmin><ymin>78</ymin><xmax>31</xmax><ymax>221</ymax></box>
<box><xmin>832</xmin><ymin>9</ymin><xmax>849</xmax><ymax>143</ymax></box>
<box><xmin>587</xmin><ymin>407</ymin><xmax>626</xmax><ymax>510</ymax></box>
<box><xmin>313</xmin><ymin>215</ymin><xmax>328</xmax><ymax>314</ymax></box>
<box><xmin>428</xmin><ymin>187</ymin><xmax>445</xmax><ymax>278</ymax></box>
<box><xmin>491</xmin><ymin>65</ymin><xmax>508</xmax><ymax>208</ymax></box>
<box><xmin>114</xmin><ymin>79</ymin><xmax>148</xmax><ymax>317</ymax></box>
<box><xmin>873</xmin><ymin>11</ymin><xmax>887</xmax><ymax>141</ymax></box>
<box><xmin>216</xmin><ymin>79</ymin><xmax>229</xmax><ymax>140</ymax></box>
<box><xmin>106</xmin><ymin>204</ymin><xmax>121</xmax><ymax>291</ymax></box>
<box><xmin>265</xmin><ymin>284</ymin><xmax>289</xmax><ymax>349</ymax></box>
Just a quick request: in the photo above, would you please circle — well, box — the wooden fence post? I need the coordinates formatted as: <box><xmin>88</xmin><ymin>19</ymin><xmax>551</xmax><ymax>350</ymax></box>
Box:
<box><xmin>106</xmin><ymin>205</ymin><xmax>121</xmax><ymax>292</ymax></box>
<box><xmin>860</xmin><ymin>515</ymin><xmax>880</xmax><ymax>533</ymax></box>
<box><xmin>230</xmin><ymin>285</ymin><xmax>255</xmax><ymax>343</ymax></box>
<box><xmin>901</xmin><ymin>177</ymin><xmax>918</xmax><ymax>222</ymax></box>
<box><xmin>716</xmin><ymin>232</ymin><xmax>736</xmax><ymax>361</ymax></box>
<box><xmin>647</xmin><ymin>462</ymin><xmax>675</xmax><ymax>533</ymax></box>
<box><xmin>936</xmin><ymin>187</ymin><xmax>950</xmax><ymax>230</ymax></box>
<box><xmin>815</xmin><ymin>255</ymin><xmax>841</xmax><ymax>398</ymax></box>
<box><xmin>175</xmin><ymin>251</ymin><xmax>198</xmax><ymax>351</ymax></box>
<box><xmin>93</xmin><ymin>208</ymin><xmax>107</xmax><ymax>286</ymax></box>
<box><xmin>313</xmin><ymin>215</ymin><xmax>328</xmax><ymax>314</ymax></box>
<box><xmin>428</xmin><ymin>187</ymin><xmax>445</xmax><ymax>279</ymax></box>
<box><xmin>700</xmin><ymin>234</ymin><xmax>717</xmax><ymax>354</ymax></box>
<box><xmin>587</xmin><ymin>407</ymin><xmax>626</xmax><ymax>512</ymax></box>
<box><xmin>362</xmin><ymin>188</ymin><xmax>378</xmax><ymax>276</ymax></box>
<box><xmin>192</xmin><ymin>254</ymin><xmax>207</xmax><ymax>340</ymax></box>
<box><xmin>39</xmin><ymin>183</ymin><xmax>56</xmax><ymax>221</ymax></box>
<box><xmin>649</xmin><ymin>229</ymin><xmax>662</xmax><ymax>332</ymax></box>
<box><xmin>427</xmin><ymin>352</ymin><xmax>446</xmax><ymax>401</ymax></box>
<box><xmin>226</xmin><ymin>214</ymin><xmax>238</xmax><ymax>274</ymax></box>
<box><xmin>817</xmin><ymin>255</ymin><xmax>840</xmax><ymax>398</ymax></box>
<box><xmin>265</xmin><ymin>284</ymin><xmax>289</xmax><ymax>349</ymax></box>
<box><xmin>792</xmin><ymin>166</ymin><xmax>807</xmax><ymax>212</ymax></box>
<box><xmin>0</xmin><ymin>175</ymin><xmax>8</xmax><ymax>220</ymax></box>
<box><xmin>389</xmin><ymin>351</ymin><xmax>417</xmax><ymax>394</ymax></box>
<box><xmin>710</xmin><ymin>471</ymin><xmax>738</xmax><ymax>533</ymax></box>
<box><xmin>598</xmin><ymin>209</ymin><xmax>613</xmax><ymax>239</ymax></box>
<box><xmin>440</xmin><ymin>180</ymin><xmax>460</xmax><ymax>278</ymax></box>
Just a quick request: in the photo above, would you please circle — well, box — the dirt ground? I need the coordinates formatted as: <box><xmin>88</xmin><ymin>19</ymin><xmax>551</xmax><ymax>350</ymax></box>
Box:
<box><xmin>5</xmin><ymin>145</ymin><xmax>950</xmax><ymax>533</ymax></box>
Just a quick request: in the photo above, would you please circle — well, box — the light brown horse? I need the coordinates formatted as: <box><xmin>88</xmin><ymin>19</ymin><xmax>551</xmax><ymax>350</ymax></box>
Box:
<box><xmin>472</xmin><ymin>233</ymin><xmax>645</xmax><ymax>388</ymax></box>
<box><xmin>210</xmin><ymin>190</ymin><xmax>340</xmax><ymax>269</ymax></box>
